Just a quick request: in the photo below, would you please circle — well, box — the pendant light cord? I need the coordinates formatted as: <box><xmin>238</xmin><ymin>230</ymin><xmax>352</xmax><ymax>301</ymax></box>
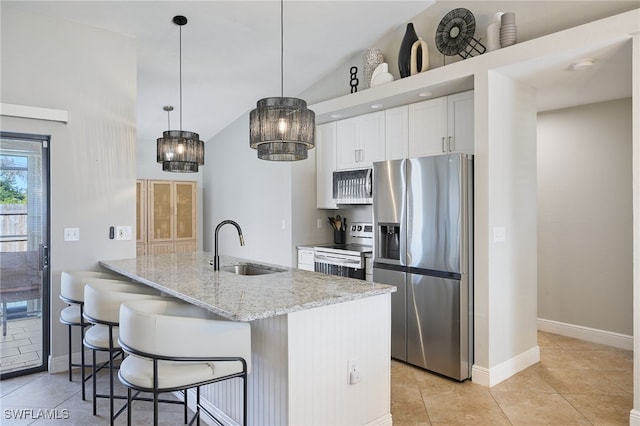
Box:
<box><xmin>280</xmin><ymin>0</ymin><xmax>284</xmax><ymax>98</ymax></box>
<box><xmin>179</xmin><ymin>24</ymin><xmax>183</xmax><ymax>131</ymax></box>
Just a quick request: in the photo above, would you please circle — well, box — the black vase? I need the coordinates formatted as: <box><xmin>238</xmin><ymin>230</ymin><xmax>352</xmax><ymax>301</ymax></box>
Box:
<box><xmin>398</xmin><ymin>23</ymin><xmax>419</xmax><ymax>78</ymax></box>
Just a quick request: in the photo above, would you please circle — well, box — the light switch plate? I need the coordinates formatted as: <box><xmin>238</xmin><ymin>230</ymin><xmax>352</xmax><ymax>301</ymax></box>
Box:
<box><xmin>493</xmin><ymin>226</ymin><xmax>506</xmax><ymax>243</ymax></box>
<box><xmin>64</xmin><ymin>227</ymin><xmax>80</xmax><ymax>241</ymax></box>
<box><xmin>116</xmin><ymin>226</ymin><xmax>133</xmax><ymax>241</ymax></box>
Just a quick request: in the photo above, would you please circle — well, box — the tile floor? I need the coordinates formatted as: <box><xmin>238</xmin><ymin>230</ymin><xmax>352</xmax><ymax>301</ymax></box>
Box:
<box><xmin>0</xmin><ymin>331</ymin><xmax>634</xmax><ymax>425</ymax></box>
<box><xmin>0</xmin><ymin>317</ymin><xmax>43</xmax><ymax>375</ymax></box>
<box><xmin>391</xmin><ymin>331</ymin><xmax>633</xmax><ymax>425</ymax></box>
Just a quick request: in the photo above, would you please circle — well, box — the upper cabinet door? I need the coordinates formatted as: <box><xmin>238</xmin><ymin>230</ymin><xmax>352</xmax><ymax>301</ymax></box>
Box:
<box><xmin>447</xmin><ymin>91</ymin><xmax>474</xmax><ymax>155</ymax></box>
<box><xmin>359</xmin><ymin>111</ymin><xmax>386</xmax><ymax>166</ymax></box>
<box><xmin>385</xmin><ymin>106</ymin><xmax>409</xmax><ymax>161</ymax></box>
<box><xmin>408</xmin><ymin>97</ymin><xmax>447</xmax><ymax>157</ymax></box>
<box><xmin>316</xmin><ymin>122</ymin><xmax>338</xmax><ymax>209</ymax></box>
<box><xmin>408</xmin><ymin>91</ymin><xmax>474</xmax><ymax>157</ymax></box>
<box><xmin>336</xmin><ymin>111</ymin><xmax>385</xmax><ymax>170</ymax></box>
<box><xmin>336</xmin><ymin>118</ymin><xmax>359</xmax><ymax>170</ymax></box>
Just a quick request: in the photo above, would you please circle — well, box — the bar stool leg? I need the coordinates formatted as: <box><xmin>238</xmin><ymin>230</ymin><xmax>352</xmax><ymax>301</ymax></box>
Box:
<box><xmin>67</xmin><ymin>324</ymin><xmax>73</xmax><ymax>382</ymax></box>
<box><xmin>92</xmin><ymin>349</ymin><xmax>97</xmax><ymax>416</ymax></box>
<box><xmin>127</xmin><ymin>387</ymin><xmax>132</xmax><ymax>426</ymax></box>
<box><xmin>80</xmin><ymin>305</ymin><xmax>87</xmax><ymax>401</ymax></box>
<box><xmin>196</xmin><ymin>386</ymin><xmax>201</xmax><ymax>426</ymax></box>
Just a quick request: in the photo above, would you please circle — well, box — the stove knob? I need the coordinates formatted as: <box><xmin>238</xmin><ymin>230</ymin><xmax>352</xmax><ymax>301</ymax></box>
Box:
<box><xmin>351</xmin><ymin>225</ymin><xmax>356</xmax><ymax>231</ymax></box>
<box><xmin>357</xmin><ymin>225</ymin><xmax>362</xmax><ymax>231</ymax></box>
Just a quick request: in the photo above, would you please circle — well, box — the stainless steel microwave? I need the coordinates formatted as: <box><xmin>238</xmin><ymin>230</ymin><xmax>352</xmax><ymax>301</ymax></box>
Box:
<box><xmin>332</xmin><ymin>168</ymin><xmax>372</xmax><ymax>205</ymax></box>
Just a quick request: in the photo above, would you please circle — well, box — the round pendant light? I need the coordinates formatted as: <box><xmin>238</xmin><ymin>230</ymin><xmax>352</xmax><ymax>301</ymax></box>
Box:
<box><xmin>249</xmin><ymin>0</ymin><xmax>315</xmax><ymax>161</ymax></box>
<box><xmin>156</xmin><ymin>16</ymin><xmax>204</xmax><ymax>173</ymax></box>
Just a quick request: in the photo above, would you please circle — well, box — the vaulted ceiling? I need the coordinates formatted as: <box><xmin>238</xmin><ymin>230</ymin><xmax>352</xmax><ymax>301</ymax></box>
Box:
<box><xmin>4</xmin><ymin>1</ymin><xmax>637</xmax><ymax>144</ymax></box>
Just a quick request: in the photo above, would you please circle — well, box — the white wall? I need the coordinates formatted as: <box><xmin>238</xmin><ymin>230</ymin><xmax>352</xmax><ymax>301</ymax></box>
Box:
<box><xmin>537</xmin><ymin>99</ymin><xmax>633</xmax><ymax>336</ymax></box>
<box><xmin>202</xmin><ymin>112</ymin><xmax>293</xmax><ymax>267</ymax></box>
<box><xmin>1</xmin><ymin>7</ymin><xmax>137</xmax><ymax>362</ymax></box>
<box><xmin>472</xmin><ymin>71</ymin><xmax>539</xmax><ymax>386</ymax></box>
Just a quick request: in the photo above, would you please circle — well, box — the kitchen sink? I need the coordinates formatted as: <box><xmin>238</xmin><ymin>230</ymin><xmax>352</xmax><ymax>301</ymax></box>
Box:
<box><xmin>220</xmin><ymin>263</ymin><xmax>286</xmax><ymax>276</ymax></box>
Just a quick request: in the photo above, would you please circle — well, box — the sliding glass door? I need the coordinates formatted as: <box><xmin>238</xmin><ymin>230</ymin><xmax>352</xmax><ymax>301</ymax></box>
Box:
<box><xmin>0</xmin><ymin>132</ymin><xmax>50</xmax><ymax>378</ymax></box>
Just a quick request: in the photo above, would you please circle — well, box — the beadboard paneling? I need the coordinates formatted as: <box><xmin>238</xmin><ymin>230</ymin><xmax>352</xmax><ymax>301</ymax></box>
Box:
<box><xmin>199</xmin><ymin>294</ymin><xmax>391</xmax><ymax>425</ymax></box>
<box><xmin>288</xmin><ymin>294</ymin><xmax>391</xmax><ymax>425</ymax></box>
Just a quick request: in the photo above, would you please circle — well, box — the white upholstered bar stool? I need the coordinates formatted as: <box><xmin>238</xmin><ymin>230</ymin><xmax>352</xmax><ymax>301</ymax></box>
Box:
<box><xmin>59</xmin><ymin>270</ymin><xmax>124</xmax><ymax>399</ymax></box>
<box><xmin>83</xmin><ymin>279</ymin><xmax>165</xmax><ymax>425</ymax></box>
<box><xmin>118</xmin><ymin>299</ymin><xmax>251</xmax><ymax>426</ymax></box>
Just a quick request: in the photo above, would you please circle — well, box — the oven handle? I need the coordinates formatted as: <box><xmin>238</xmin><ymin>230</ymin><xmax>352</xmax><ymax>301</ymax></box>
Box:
<box><xmin>314</xmin><ymin>253</ymin><xmax>362</xmax><ymax>267</ymax></box>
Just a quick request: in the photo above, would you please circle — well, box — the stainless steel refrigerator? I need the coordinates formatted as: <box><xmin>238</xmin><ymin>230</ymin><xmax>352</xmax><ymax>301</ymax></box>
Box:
<box><xmin>372</xmin><ymin>153</ymin><xmax>473</xmax><ymax>381</ymax></box>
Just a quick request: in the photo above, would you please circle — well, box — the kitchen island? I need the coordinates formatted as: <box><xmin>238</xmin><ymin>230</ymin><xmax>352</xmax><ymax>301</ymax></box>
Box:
<box><xmin>100</xmin><ymin>252</ymin><xmax>395</xmax><ymax>426</ymax></box>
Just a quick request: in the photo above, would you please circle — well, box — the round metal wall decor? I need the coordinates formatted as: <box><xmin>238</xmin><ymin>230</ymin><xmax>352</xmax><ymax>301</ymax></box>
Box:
<box><xmin>435</xmin><ymin>8</ymin><xmax>476</xmax><ymax>56</ymax></box>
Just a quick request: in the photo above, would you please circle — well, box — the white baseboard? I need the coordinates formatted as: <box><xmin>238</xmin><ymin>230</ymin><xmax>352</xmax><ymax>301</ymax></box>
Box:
<box><xmin>472</xmin><ymin>345</ymin><xmax>540</xmax><ymax>387</ymax></box>
<box><xmin>48</xmin><ymin>350</ymin><xmax>111</xmax><ymax>374</ymax></box>
<box><xmin>630</xmin><ymin>409</ymin><xmax>640</xmax><ymax>426</ymax></box>
<box><xmin>366</xmin><ymin>413</ymin><xmax>393</xmax><ymax>426</ymax></box>
<box><xmin>471</xmin><ymin>364</ymin><xmax>490</xmax><ymax>387</ymax></box>
<box><xmin>537</xmin><ymin>318</ymin><xmax>633</xmax><ymax>351</ymax></box>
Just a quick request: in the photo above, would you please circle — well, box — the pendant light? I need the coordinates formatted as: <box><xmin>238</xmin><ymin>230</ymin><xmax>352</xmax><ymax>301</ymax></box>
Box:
<box><xmin>156</xmin><ymin>15</ymin><xmax>204</xmax><ymax>173</ymax></box>
<box><xmin>249</xmin><ymin>0</ymin><xmax>315</xmax><ymax>161</ymax></box>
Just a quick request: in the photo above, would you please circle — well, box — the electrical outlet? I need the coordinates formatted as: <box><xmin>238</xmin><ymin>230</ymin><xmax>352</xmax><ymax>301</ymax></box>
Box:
<box><xmin>116</xmin><ymin>226</ymin><xmax>133</xmax><ymax>241</ymax></box>
<box><xmin>317</xmin><ymin>218</ymin><xmax>323</xmax><ymax>229</ymax></box>
<box><xmin>348</xmin><ymin>359</ymin><xmax>361</xmax><ymax>385</ymax></box>
<box><xmin>63</xmin><ymin>227</ymin><xmax>80</xmax><ymax>241</ymax></box>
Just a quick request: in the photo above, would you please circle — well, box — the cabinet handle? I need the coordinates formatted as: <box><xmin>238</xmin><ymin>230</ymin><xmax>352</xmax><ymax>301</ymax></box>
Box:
<box><xmin>448</xmin><ymin>136</ymin><xmax>454</xmax><ymax>151</ymax></box>
<box><xmin>354</xmin><ymin>150</ymin><xmax>358</xmax><ymax>162</ymax></box>
<box><xmin>441</xmin><ymin>137</ymin><xmax>446</xmax><ymax>153</ymax></box>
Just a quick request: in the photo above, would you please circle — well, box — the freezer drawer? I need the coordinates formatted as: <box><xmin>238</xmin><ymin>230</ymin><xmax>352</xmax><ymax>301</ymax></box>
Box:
<box><xmin>373</xmin><ymin>267</ymin><xmax>406</xmax><ymax>361</ymax></box>
<box><xmin>407</xmin><ymin>273</ymin><xmax>470</xmax><ymax>380</ymax></box>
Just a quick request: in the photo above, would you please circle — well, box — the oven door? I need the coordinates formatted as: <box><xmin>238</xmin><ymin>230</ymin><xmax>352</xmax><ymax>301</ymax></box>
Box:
<box><xmin>314</xmin><ymin>251</ymin><xmax>365</xmax><ymax>280</ymax></box>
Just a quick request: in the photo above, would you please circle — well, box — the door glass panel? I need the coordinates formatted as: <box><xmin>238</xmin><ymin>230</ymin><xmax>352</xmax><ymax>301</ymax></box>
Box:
<box><xmin>175</xmin><ymin>182</ymin><xmax>193</xmax><ymax>239</ymax></box>
<box><xmin>151</xmin><ymin>182</ymin><xmax>172</xmax><ymax>240</ymax></box>
<box><xmin>0</xmin><ymin>133</ymin><xmax>49</xmax><ymax>377</ymax></box>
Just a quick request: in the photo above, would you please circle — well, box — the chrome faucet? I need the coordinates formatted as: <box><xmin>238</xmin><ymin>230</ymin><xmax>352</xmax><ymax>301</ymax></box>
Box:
<box><xmin>213</xmin><ymin>220</ymin><xmax>245</xmax><ymax>270</ymax></box>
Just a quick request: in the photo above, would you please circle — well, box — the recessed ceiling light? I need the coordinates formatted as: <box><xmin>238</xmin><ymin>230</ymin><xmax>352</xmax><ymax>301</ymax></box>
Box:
<box><xmin>330</xmin><ymin>113</ymin><xmax>342</xmax><ymax>118</ymax></box>
<box><xmin>418</xmin><ymin>91</ymin><xmax>433</xmax><ymax>97</ymax></box>
<box><xmin>570</xmin><ymin>59</ymin><xmax>595</xmax><ymax>71</ymax></box>
<box><xmin>370</xmin><ymin>103</ymin><xmax>383</xmax><ymax>109</ymax></box>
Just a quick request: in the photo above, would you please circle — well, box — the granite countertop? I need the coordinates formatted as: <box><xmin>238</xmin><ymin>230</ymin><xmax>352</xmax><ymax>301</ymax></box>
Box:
<box><xmin>99</xmin><ymin>252</ymin><xmax>395</xmax><ymax>322</ymax></box>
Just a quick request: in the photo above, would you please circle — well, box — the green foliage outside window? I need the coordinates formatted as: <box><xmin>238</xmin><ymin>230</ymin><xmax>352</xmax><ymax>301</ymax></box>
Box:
<box><xmin>0</xmin><ymin>157</ymin><xmax>27</xmax><ymax>204</ymax></box>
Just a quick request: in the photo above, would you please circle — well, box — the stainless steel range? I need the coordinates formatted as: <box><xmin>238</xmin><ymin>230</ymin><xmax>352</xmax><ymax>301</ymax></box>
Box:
<box><xmin>314</xmin><ymin>222</ymin><xmax>373</xmax><ymax>280</ymax></box>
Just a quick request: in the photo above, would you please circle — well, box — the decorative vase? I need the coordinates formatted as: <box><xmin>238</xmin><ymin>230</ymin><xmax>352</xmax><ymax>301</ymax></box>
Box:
<box><xmin>363</xmin><ymin>48</ymin><xmax>384</xmax><ymax>89</ymax></box>
<box><xmin>410</xmin><ymin>37</ymin><xmax>429</xmax><ymax>75</ymax></box>
<box><xmin>398</xmin><ymin>23</ymin><xmax>419</xmax><ymax>78</ymax></box>
<box><xmin>370</xmin><ymin>63</ymin><xmax>394</xmax><ymax>87</ymax></box>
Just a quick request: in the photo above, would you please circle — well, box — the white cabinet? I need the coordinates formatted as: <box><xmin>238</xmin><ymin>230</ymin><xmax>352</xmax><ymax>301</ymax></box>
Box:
<box><xmin>408</xmin><ymin>97</ymin><xmax>447</xmax><ymax>157</ymax></box>
<box><xmin>385</xmin><ymin>106</ymin><xmax>409</xmax><ymax>160</ymax></box>
<box><xmin>316</xmin><ymin>122</ymin><xmax>338</xmax><ymax>209</ymax></box>
<box><xmin>447</xmin><ymin>91</ymin><xmax>474</xmax><ymax>154</ymax></box>
<box><xmin>336</xmin><ymin>111</ymin><xmax>385</xmax><ymax>170</ymax></box>
<box><xmin>297</xmin><ymin>248</ymin><xmax>315</xmax><ymax>271</ymax></box>
<box><xmin>408</xmin><ymin>90</ymin><xmax>473</xmax><ymax>157</ymax></box>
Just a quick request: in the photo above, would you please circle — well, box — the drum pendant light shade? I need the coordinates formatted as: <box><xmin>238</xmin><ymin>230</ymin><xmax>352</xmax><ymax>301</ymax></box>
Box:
<box><xmin>156</xmin><ymin>15</ymin><xmax>204</xmax><ymax>173</ymax></box>
<box><xmin>250</xmin><ymin>97</ymin><xmax>315</xmax><ymax>161</ymax></box>
<box><xmin>249</xmin><ymin>0</ymin><xmax>315</xmax><ymax>161</ymax></box>
<box><xmin>157</xmin><ymin>130</ymin><xmax>204</xmax><ymax>172</ymax></box>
